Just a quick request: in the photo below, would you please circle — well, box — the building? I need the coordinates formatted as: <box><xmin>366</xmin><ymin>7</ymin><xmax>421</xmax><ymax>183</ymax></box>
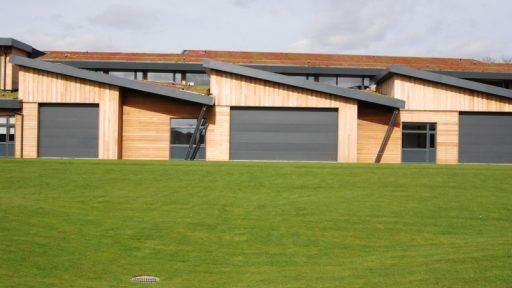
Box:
<box><xmin>1</xmin><ymin>37</ymin><xmax>511</xmax><ymax>163</ymax></box>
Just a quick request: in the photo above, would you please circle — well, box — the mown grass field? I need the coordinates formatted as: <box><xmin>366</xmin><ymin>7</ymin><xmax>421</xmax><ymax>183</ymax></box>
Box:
<box><xmin>0</xmin><ymin>159</ymin><xmax>511</xmax><ymax>287</ymax></box>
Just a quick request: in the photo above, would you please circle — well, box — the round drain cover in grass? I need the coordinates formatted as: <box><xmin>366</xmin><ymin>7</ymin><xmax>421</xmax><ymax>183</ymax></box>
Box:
<box><xmin>131</xmin><ymin>276</ymin><xmax>160</xmax><ymax>283</ymax></box>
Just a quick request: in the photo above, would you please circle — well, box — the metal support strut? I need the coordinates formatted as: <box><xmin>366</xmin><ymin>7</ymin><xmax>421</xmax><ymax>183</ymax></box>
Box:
<box><xmin>185</xmin><ymin>105</ymin><xmax>208</xmax><ymax>160</ymax></box>
<box><xmin>375</xmin><ymin>109</ymin><xmax>399</xmax><ymax>163</ymax></box>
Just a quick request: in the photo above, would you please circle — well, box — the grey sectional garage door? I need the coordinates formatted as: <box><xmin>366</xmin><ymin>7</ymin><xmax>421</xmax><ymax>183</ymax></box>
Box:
<box><xmin>39</xmin><ymin>104</ymin><xmax>99</xmax><ymax>158</ymax></box>
<box><xmin>459</xmin><ymin>112</ymin><xmax>512</xmax><ymax>163</ymax></box>
<box><xmin>230</xmin><ymin>108</ymin><xmax>338</xmax><ymax>161</ymax></box>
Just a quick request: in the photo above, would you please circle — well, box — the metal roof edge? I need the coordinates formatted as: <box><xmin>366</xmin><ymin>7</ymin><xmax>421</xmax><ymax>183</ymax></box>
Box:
<box><xmin>0</xmin><ymin>99</ymin><xmax>21</xmax><ymax>109</ymax></box>
<box><xmin>0</xmin><ymin>38</ymin><xmax>34</xmax><ymax>54</ymax></box>
<box><xmin>203</xmin><ymin>60</ymin><xmax>405</xmax><ymax>109</ymax></box>
<box><xmin>10</xmin><ymin>56</ymin><xmax>213</xmax><ymax>105</ymax></box>
<box><xmin>376</xmin><ymin>65</ymin><xmax>512</xmax><ymax>100</ymax></box>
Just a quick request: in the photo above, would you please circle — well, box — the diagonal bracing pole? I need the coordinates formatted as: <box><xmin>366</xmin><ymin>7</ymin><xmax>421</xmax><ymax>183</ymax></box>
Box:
<box><xmin>375</xmin><ymin>109</ymin><xmax>399</xmax><ymax>163</ymax></box>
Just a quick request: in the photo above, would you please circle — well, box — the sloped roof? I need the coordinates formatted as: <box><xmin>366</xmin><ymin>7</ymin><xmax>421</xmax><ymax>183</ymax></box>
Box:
<box><xmin>203</xmin><ymin>60</ymin><xmax>405</xmax><ymax>109</ymax></box>
<box><xmin>10</xmin><ymin>56</ymin><xmax>213</xmax><ymax>105</ymax></box>
<box><xmin>39</xmin><ymin>49</ymin><xmax>512</xmax><ymax>73</ymax></box>
<box><xmin>0</xmin><ymin>38</ymin><xmax>45</xmax><ymax>57</ymax></box>
<box><xmin>375</xmin><ymin>65</ymin><xmax>512</xmax><ymax>101</ymax></box>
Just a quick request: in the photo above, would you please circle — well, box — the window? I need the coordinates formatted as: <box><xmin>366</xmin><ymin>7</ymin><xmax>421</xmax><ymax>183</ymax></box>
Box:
<box><xmin>288</xmin><ymin>74</ymin><xmax>307</xmax><ymax>80</ymax></box>
<box><xmin>170</xmin><ymin>118</ymin><xmax>205</xmax><ymax>160</ymax></box>
<box><xmin>0</xmin><ymin>116</ymin><xmax>15</xmax><ymax>157</ymax></box>
<box><xmin>338</xmin><ymin>77</ymin><xmax>363</xmax><ymax>88</ymax></box>
<box><xmin>402</xmin><ymin>123</ymin><xmax>436</xmax><ymax>163</ymax></box>
<box><xmin>147</xmin><ymin>72</ymin><xmax>182</xmax><ymax>83</ymax></box>
<box><xmin>318</xmin><ymin>76</ymin><xmax>372</xmax><ymax>89</ymax></box>
<box><xmin>148</xmin><ymin>72</ymin><xmax>173</xmax><ymax>82</ymax></box>
<box><xmin>109</xmin><ymin>71</ymin><xmax>136</xmax><ymax>80</ymax></box>
<box><xmin>319</xmin><ymin>76</ymin><xmax>337</xmax><ymax>86</ymax></box>
<box><xmin>185</xmin><ymin>73</ymin><xmax>210</xmax><ymax>86</ymax></box>
<box><xmin>286</xmin><ymin>74</ymin><xmax>316</xmax><ymax>81</ymax></box>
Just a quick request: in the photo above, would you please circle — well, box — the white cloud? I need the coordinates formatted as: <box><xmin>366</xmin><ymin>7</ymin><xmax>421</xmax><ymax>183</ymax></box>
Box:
<box><xmin>290</xmin><ymin>0</ymin><xmax>512</xmax><ymax>59</ymax></box>
<box><xmin>1</xmin><ymin>0</ymin><xmax>511</xmax><ymax>59</ymax></box>
<box><xmin>291</xmin><ymin>0</ymin><xmax>416</xmax><ymax>54</ymax></box>
<box><xmin>88</xmin><ymin>3</ymin><xmax>161</xmax><ymax>31</ymax></box>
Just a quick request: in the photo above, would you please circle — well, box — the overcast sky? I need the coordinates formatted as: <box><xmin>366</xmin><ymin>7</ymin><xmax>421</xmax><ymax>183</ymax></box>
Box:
<box><xmin>1</xmin><ymin>0</ymin><xmax>510</xmax><ymax>60</ymax></box>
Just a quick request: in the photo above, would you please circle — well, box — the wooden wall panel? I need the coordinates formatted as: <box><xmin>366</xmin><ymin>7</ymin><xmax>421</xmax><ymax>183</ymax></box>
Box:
<box><xmin>339</xmin><ymin>103</ymin><xmax>358</xmax><ymax>162</ymax></box>
<box><xmin>18</xmin><ymin>67</ymin><xmax>121</xmax><ymax>159</ymax></box>
<box><xmin>378</xmin><ymin>75</ymin><xmax>512</xmax><ymax>112</ymax></box>
<box><xmin>8</xmin><ymin>48</ymin><xmax>28</xmax><ymax>90</ymax></box>
<box><xmin>19</xmin><ymin>103</ymin><xmax>38</xmax><ymax>158</ymax></box>
<box><xmin>205</xmin><ymin>106</ymin><xmax>230</xmax><ymax>161</ymax></box>
<box><xmin>98</xmin><ymin>86</ymin><xmax>121</xmax><ymax>159</ymax></box>
<box><xmin>122</xmin><ymin>90</ymin><xmax>202</xmax><ymax>160</ymax></box>
<box><xmin>401</xmin><ymin>111</ymin><xmax>459</xmax><ymax>164</ymax></box>
<box><xmin>14</xmin><ymin>114</ymin><xmax>22</xmax><ymax>158</ymax></box>
<box><xmin>209</xmin><ymin>70</ymin><xmax>359</xmax><ymax>162</ymax></box>
<box><xmin>0</xmin><ymin>52</ymin><xmax>4</xmax><ymax>90</ymax></box>
<box><xmin>0</xmin><ymin>48</ymin><xmax>29</xmax><ymax>90</ymax></box>
<box><xmin>357</xmin><ymin>103</ymin><xmax>401</xmax><ymax>163</ymax></box>
<box><xmin>18</xmin><ymin>67</ymin><xmax>111</xmax><ymax>103</ymax></box>
<box><xmin>376</xmin><ymin>75</ymin><xmax>396</xmax><ymax>99</ymax></box>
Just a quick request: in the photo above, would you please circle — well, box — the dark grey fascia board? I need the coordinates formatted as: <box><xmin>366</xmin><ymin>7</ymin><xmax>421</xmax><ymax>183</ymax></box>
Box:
<box><xmin>10</xmin><ymin>56</ymin><xmax>213</xmax><ymax>105</ymax></box>
<box><xmin>43</xmin><ymin>59</ymin><xmax>512</xmax><ymax>80</ymax></box>
<box><xmin>46</xmin><ymin>59</ymin><xmax>384</xmax><ymax>76</ymax></box>
<box><xmin>375</xmin><ymin>65</ymin><xmax>512</xmax><ymax>100</ymax></box>
<box><xmin>44</xmin><ymin>60</ymin><xmax>206</xmax><ymax>72</ymax></box>
<box><xmin>0</xmin><ymin>38</ymin><xmax>33</xmax><ymax>54</ymax></box>
<box><xmin>0</xmin><ymin>99</ymin><xmax>21</xmax><ymax>109</ymax></box>
<box><xmin>246</xmin><ymin>64</ymin><xmax>383</xmax><ymax>76</ymax></box>
<box><xmin>203</xmin><ymin>60</ymin><xmax>405</xmax><ymax>108</ymax></box>
<box><xmin>431</xmin><ymin>70</ymin><xmax>512</xmax><ymax>80</ymax></box>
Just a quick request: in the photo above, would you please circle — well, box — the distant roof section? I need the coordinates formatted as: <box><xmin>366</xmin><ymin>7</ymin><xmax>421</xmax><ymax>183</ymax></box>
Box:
<box><xmin>39</xmin><ymin>49</ymin><xmax>512</xmax><ymax>73</ymax></box>
<box><xmin>0</xmin><ymin>99</ymin><xmax>21</xmax><ymax>109</ymax></box>
<box><xmin>0</xmin><ymin>38</ymin><xmax>45</xmax><ymax>58</ymax></box>
<box><xmin>375</xmin><ymin>65</ymin><xmax>512</xmax><ymax>100</ymax></box>
<box><xmin>204</xmin><ymin>60</ymin><xmax>405</xmax><ymax>109</ymax></box>
<box><xmin>10</xmin><ymin>56</ymin><xmax>213</xmax><ymax>105</ymax></box>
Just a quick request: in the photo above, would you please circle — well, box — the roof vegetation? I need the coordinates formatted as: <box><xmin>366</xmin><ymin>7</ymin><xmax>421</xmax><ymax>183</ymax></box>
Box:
<box><xmin>0</xmin><ymin>91</ymin><xmax>18</xmax><ymax>99</ymax></box>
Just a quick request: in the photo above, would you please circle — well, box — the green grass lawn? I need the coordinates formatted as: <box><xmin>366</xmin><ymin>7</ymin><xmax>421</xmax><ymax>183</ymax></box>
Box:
<box><xmin>0</xmin><ymin>159</ymin><xmax>511</xmax><ymax>287</ymax></box>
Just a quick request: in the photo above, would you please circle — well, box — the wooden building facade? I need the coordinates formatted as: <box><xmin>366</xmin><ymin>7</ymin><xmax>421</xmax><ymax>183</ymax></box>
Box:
<box><xmin>4</xmin><ymin>55</ymin><xmax>512</xmax><ymax>164</ymax></box>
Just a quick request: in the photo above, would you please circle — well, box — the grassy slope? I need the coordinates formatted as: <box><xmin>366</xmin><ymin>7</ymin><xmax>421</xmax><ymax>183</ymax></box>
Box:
<box><xmin>0</xmin><ymin>159</ymin><xmax>511</xmax><ymax>288</ymax></box>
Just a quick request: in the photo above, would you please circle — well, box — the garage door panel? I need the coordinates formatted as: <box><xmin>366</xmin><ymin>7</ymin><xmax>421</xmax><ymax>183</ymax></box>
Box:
<box><xmin>39</xmin><ymin>104</ymin><xmax>99</xmax><ymax>158</ymax></box>
<box><xmin>231</xmin><ymin>123</ymin><xmax>337</xmax><ymax>134</ymax></box>
<box><xmin>233</xmin><ymin>131</ymin><xmax>337</xmax><ymax>144</ymax></box>
<box><xmin>230</xmin><ymin>108</ymin><xmax>338</xmax><ymax>161</ymax></box>
<box><xmin>459</xmin><ymin>113</ymin><xmax>512</xmax><ymax>163</ymax></box>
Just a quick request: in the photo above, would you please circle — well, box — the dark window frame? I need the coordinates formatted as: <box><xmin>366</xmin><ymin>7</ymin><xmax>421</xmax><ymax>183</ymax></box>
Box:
<box><xmin>185</xmin><ymin>72</ymin><xmax>210</xmax><ymax>86</ymax></box>
<box><xmin>402</xmin><ymin>122</ymin><xmax>436</xmax><ymax>163</ymax></box>
<box><xmin>170</xmin><ymin>118</ymin><xmax>206</xmax><ymax>160</ymax></box>
<box><xmin>0</xmin><ymin>115</ymin><xmax>15</xmax><ymax>158</ymax></box>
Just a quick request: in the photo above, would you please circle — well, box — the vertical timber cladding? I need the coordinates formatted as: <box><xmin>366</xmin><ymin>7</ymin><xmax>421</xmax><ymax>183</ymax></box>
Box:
<box><xmin>17</xmin><ymin>67</ymin><xmax>121</xmax><ymax>159</ymax></box>
<box><xmin>459</xmin><ymin>112</ymin><xmax>512</xmax><ymax>163</ymax></box>
<box><xmin>39</xmin><ymin>104</ymin><xmax>99</xmax><ymax>158</ymax></box>
<box><xmin>357</xmin><ymin>102</ymin><xmax>401</xmax><ymax>163</ymax></box>
<box><xmin>230</xmin><ymin>108</ymin><xmax>338</xmax><ymax>161</ymax></box>
<box><xmin>208</xmin><ymin>70</ymin><xmax>358</xmax><ymax>162</ymax></box>
<box><xmin>121</xmin><ymin>90</ymin><xmax>203</xmax><ymax>160</ymax></box>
